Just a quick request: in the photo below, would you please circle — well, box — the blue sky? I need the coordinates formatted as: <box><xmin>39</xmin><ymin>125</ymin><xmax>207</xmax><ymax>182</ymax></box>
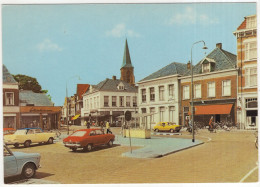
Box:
<box><xmin>2</xmin><ymin>3</ymin><xmax>256</xmax><ymax>106</ymax></box>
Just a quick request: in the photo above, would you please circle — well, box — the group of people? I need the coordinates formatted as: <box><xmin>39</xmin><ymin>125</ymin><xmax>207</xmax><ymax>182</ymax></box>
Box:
<box><xmin>84</xmin><ymin>120</ymin><xmax>112</xmax><ymax>134</ymax></box>
<box><xmin>185</xmin><ymin>116</ymin><xmax>215</xmax><ymax>132</ymax></box>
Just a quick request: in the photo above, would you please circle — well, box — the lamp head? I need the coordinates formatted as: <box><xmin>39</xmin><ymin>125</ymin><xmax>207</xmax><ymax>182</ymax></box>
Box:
<box><xmin>202</xmin><ymin>46</ymin><xmax>208</xmax><ymax>50</ymax></box>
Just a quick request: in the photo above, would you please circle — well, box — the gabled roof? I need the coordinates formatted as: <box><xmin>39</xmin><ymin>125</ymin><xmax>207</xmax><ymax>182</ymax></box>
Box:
<box><xmin>86</xmin><ymin>78</ymin><xmax>137</xmax><ymax>94</ymax></box>
<box><xmin>20</xmin><ymin>90</ymin><xmax>54</xmax><ymax>106</ymax></box>
<box><xmin>184</xmin><ymin>47</ymin><xmax>236</xmax><ymax>76</ymax></box>
<box><xmin>237</xmin><ymin>19</ymin><xmax>246</xmax><ymax>30</ymax></box>
<box><xmin>139</xmin><ymin>62</ymin><xmax>188</xmax><ymax>82</ymax></box>
<box><xmin>76</xmin><ymin>84</ymin><xmax>90</xmax><ymax>100</ymax></box>
<box><xmin>2</xmin><ymin>65</ymin><xmax>17</xmax><ymax>84</ymax></box>
<box><xmin>121</xmin><ymin>39</ymin><xmax>133</xmax><ymax>68</ymax></box>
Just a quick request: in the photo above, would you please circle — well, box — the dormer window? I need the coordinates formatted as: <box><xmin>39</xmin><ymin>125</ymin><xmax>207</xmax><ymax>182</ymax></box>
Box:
<box><xmin>203</xmin><ymin>63</ymin><xmax>210</xmax><ymax>73</ymax></box>
<box><xmin>117</xmin><ymin>82</ymin><xmax>125</xmax><ymax>90</ymax></box>
<box><xmin>201</xmin><ymin>58</ymin><xmax>215</xmax><ymax>73</ymax></box>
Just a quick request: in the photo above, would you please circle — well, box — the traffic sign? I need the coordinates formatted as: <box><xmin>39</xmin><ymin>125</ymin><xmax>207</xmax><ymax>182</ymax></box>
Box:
<box><xmin>125</xmin><ymin>111</ymin><xmax>132</xmax><ymax>121</ymax></box>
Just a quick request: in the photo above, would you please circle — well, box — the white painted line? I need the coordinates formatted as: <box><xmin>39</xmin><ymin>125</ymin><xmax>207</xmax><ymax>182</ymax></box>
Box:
<box><xmin>239</xmin><ymin>165</ymin><xmax>258</xmax><ymax>182</ymax></box>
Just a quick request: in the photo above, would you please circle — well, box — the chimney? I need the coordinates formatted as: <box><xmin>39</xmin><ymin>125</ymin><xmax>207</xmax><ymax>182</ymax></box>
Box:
<box><xmin>112</xmin><ymin>75</ymin><xmax>116</xmax><ymax>80</ymax></box>
<box><xmin>216</xmin><ymin>43</ymin><xmax>222</xmax><ymax>49</ymax></box>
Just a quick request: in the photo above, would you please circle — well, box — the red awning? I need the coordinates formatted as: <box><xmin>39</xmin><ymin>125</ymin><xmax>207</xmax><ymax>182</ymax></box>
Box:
<box><xmin>189</xmin><ymin>104</ymin><xmax>233</xmax><ymax>115</ymax></box>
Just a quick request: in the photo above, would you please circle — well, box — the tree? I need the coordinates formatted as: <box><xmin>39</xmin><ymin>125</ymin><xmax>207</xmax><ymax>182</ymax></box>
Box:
<box><xmin>12</xmin><ymin>74</ymin><xmax>52</xmax><ymax>101</ymax></box>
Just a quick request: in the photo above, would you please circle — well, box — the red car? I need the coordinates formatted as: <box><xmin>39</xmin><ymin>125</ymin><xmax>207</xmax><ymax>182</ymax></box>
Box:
<box><xmin>63</xmin><ymin>128</ymin><xmax>115</xmax><ymax>152</ymax></box>
<box><xmin>3</xmin><ymin>128</ymin><xmax>16</xmax><ymax>135</ymax></box>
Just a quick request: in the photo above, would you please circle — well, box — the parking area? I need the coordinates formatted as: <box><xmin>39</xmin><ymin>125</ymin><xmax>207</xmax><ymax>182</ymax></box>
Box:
<box><xmin>4</xmin><ymin>127</ymin><xmax>258</xmax><ymax>184</ymax></box>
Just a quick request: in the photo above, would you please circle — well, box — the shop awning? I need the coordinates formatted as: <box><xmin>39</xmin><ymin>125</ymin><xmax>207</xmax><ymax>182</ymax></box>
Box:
<box><xmin>72</xmin><ymin>114</ymin><xmax>80</xmax><ymax>120</ymax></box>
<box><xmin>189</xmin><ymin>104</ymin><xmax>233</xmax><ymax>115</ymax></box>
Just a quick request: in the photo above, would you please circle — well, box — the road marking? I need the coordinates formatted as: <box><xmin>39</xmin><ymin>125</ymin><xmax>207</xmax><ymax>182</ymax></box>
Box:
<box><xmin>239</xmin><ymin>164</ymin><xmax>258</xmax><ymax>183</ymax></box>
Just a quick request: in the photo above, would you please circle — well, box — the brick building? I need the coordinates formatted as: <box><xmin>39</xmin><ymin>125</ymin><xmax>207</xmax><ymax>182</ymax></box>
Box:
<box><xmin>2</xmin><ymin>65</ymin><xmax>20</xmax><ymax>129</ymax></box>
<box><xmin>180</xmin><ymin>43</ymin><xmax>237</xmax><ymax>127</ymax></box>
<box><xmin>233</xmin><ymin>15</ymin><xmax>257</xmax><ymax>130</ymax></box>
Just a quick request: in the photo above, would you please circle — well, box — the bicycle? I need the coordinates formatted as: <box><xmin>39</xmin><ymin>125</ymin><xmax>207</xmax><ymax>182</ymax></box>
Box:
<box><xmin>255</xmin><ymin>131</ymin><xmax>258</xmax><ymax>149</ymax></box>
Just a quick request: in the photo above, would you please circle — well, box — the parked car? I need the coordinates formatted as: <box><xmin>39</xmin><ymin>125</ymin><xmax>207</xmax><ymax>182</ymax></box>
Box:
<box><xmin>4</xmin><ymin>128</ymin><xmax>16</xmax><ymax>135</ymax></box>
<box><xmin>4</xmin><ymin>144</ymin><xmax>41</xmax><ymax>179</ymax></box>
<box><xmin>4</xmin><ymin>127</ymin><xmax>56</xmax><ymax>148</ymax></box>
<box><xmin>63</xmin><ymin>128</ymin><xmax>115</xmax><ymax>152</ymax></box>
<box><xmin>153</xmin><ymin>122</ymin><xmax>182</xmax><ymax>133</ymax></box>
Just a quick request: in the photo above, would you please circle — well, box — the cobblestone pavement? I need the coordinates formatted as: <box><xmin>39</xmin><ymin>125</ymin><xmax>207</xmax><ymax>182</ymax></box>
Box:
<box><xmin>3</xmin><ymin>127</ymin><xmax>258</xmax><ymax>184</ymax></box>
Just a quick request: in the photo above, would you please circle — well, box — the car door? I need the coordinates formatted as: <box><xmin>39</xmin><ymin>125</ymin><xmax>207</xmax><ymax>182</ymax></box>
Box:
<box><xmin>95</xmin><ymin>129</ymin><xmax>106</xmax><ymax>145</ymax></box>
<box><xmin>4</xmin><ymin>146</ymin><xmax>18</xmax><ymax>177</ymax></box>
<box><xmin>27</xmin><ymin>129</ymin><xmax>37</xmax><ymax>143</ymax></box>
<box><xmin>89</xmin><ymin>130</ymin><xmax>99</xmax><ymax>146</ymax></box>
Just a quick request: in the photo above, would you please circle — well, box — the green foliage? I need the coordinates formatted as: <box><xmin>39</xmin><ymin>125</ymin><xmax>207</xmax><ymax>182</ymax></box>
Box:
<box><xmin>12</xmin><ymin>74</ymin><xmax>52</xmax><ymax>101</ymax></box>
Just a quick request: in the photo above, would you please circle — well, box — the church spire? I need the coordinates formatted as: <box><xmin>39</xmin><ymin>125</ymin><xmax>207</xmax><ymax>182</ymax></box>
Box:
<box><xmin>121</xmin><ymin>39</ymin><xmax>133</xmax><ymax>68</ymax></box>
<box><xmin>120</xmin><ymin>39</ymin><xmax>135</xmax><ymax>86</ymax></box>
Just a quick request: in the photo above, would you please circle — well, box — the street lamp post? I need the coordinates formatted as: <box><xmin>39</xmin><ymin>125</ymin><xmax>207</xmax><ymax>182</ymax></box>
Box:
<box><xmin>190</xmin><ymin>40</ymin><xmax>207</xmax><ymax>143</ymax></box>
<box><xmin>66</xmin><ymin>76</ymin><xmax>80</xmax><ymax>135</ymax></box>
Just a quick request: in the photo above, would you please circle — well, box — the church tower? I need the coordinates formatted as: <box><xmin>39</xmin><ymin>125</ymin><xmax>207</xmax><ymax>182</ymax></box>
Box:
<box><xmin>120</xmin><ymin>39</ymin><xmax>135</xmax><ymax>86</ymax></box>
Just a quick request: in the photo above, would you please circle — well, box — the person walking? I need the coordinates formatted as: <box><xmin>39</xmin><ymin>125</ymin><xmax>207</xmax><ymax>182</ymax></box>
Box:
<box><xmin>84</xmin><ymin>120</ymin><xmax>87</xmax><ymax>127</ymax></box>
<box><xmin>106</xmin><ymin>121</ymin><xmax>112</xmax><ymax>134</ymax></box>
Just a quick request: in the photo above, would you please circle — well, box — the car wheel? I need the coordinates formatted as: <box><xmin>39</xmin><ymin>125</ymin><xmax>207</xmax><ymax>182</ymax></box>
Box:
<box><xmin>170</xmin><ymin>129</ymin><xmax>174</xmax><ymax>133</ymax></box>
<box><xmin>86</xmin><ymin>144</ymin><xmax>92</xmax><ymax>151</ymax></box>
<box><xmin>24</xmin><ymin>141</ymin><xmax>31</xmax><ymax>148</ymax></box>
<box><xmin>22</xmin><ymin>163</ymin><xmax>36</xmax><ymax>179</ymax></box>
<box><xmin>107</xmin><ymin>140</ymin><xmax>113</xmax><ymax>147</ymax></box>
<box><xmin>14</xmin><ymin>143</ymin><xmax>19</xmax><ymax>148</ymax></box>
<box><xmin>71</xmin><ymin>147</ymin><xmax>77</xmax><ymax>152</ymax></box>
<box><xmin>47</xmin><ymin>138</ymin><xmax>54</xmax><ymax>144</ymax></box>
<box><xmin>155</xmin><ymin>129</ymin><xmax>159</xmax><ymax>132</ymax></box>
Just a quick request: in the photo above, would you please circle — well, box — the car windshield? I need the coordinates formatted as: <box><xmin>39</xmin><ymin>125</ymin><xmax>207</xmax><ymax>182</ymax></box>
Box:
<box><xmin>70</xmin><ymin>131</ymin><xmax>87</xmax><ymax>137</ymax></box>
<box><xmin>14</xmin><ymin>129</ymin><xmax>27</xmax><ymax>135</ymax></box>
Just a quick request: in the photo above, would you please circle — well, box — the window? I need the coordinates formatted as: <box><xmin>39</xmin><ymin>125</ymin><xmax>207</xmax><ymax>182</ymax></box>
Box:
<box><xmin>168</xmin><ymin>84</ymin><xmax>174</xmax><ymax>99</ymax></box>
<box><xmin>245</xmin><ymin>67</ymin><xmax>257</xmax><ymax>87</ymax></box>
<box><xmin>194</xmin><ymin>84</ymin><xmax>201</xmax><ymax>98</ymax></box>
<box><xmin>183</xmin><ymin>85</ymin><xmax>190</xmax><ymax>100</ymax></box>
<box><xmin>208</xmin><ymin>82</ymin><xmax>215</xmax><ymax>97</ymax></box>
<box><xmin>142</xmin><ymin>89</ymin><xmax>146</xmax><ymax>102</ymax></box>
<box><xmin>5</xmin><ymin>92</ymin><xmax>14</xmax><ymax>105</ymax></box>
<box><xmin>222</xmin><ymin>80</ymin><xmax>231</xmax><ymax>96</ymax></box>
<box><xmin>86</xmin><ymin>99</ymin><xmax>89</xmax><ymax>109</ymax></box>
<box><xmin>245</xmin><ymin>98</ymin><xmax>257</xmax><ymax>108</ymax></box>
<box><xmin>150</xmin><ymin>107</ymin><xmax>155</xmax><ymax>123</ymax></box>
<box><xmin>133</xmin><ymin>96</ymin><xmax>137</xmax><ymax>107</ymax></box>
<box><xmin>126</xmin><ymin>96</ymin><xmax>131</xmax><ymax>107</ymax></box>
<box><xmin>159</xmin><ymin>107</ymin><xmax>165</xmax><ymax>122</ymax></box>
<box><xmin>119</xmin><ymin>96</ymin><xmax>124</xmax><ymax>107</ymax></box>
<box><xmin>94</xmin><ymin>97</ymin><xmax>96</xmax><ymax>108</ymax></box>
<box><xmin>203</xmin><ymin>63</ymin><xmax>210</xmax><ymax>73</ymax></box>
<box><xmin>245</xmin><ymin>42</ymin><xmax>257</xmax><ymax>60</ymax></box>
<box><xmin>169</xmin><ymin>106</ymin><xmax>175</xmax><ymax>122</ymax></box>
<box><xmin>246</xmin><ymin>16</ymin><xmax>256</xmax><ymax>29</ymax></box>
<box><xmin>141</xmin><ymin>108</ymin><xmax>146</xmax><ymax>124</ymax></box>
<box><xmin>97</xmin><ymin>96</ymin><xmax>99</xmax><ymax>108</ymax></box>
<box><xmin>150</xmin><ymin>87</ymin><xmax>155</xmax><ymax>101</ymax></box>
<box><xmin>159</xmin><ymin>86</ymin><xmax>165</xmax><ymax>101</ymax></box>
<box><xmin>104</xmin><ymin>96</ymin><xmax>109</xmax><ymax>107</ymax></box>
<box><xmin>90</xmin><ymin>98</ymin><xmax>93</xmax><ymax>109</ymax></box>
<box><xmin>112</xmin><ymin>96</ymin><xmax>117</xmax><ymax>107</ymax></box>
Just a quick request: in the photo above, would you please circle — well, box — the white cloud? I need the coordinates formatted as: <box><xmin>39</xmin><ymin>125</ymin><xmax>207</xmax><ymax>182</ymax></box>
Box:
<box><xmin>168</xmin><ymin>6</ymin><xmax>219</xmax><ymax>25</ymax></box>
<box><xmin>106</xmin><ymin>23</ymin><xmax>141</xmax><ymax>38</ymax></box>
<box><xmin>37</xmin><ymin>39</ymin><xmax>63</xmax><ymax>52</ymax></box>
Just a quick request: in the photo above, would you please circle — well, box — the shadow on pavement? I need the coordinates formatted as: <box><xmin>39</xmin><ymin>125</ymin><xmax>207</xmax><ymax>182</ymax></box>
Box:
<box><xmin>4</xmin><ymin>172</ymin><xmax>54</xmax><ymax>184</ymax></box>
<box><xmin>68</xmin><ymin>144</ymin><xmax>120</xmax><ymax>153</ymax></box>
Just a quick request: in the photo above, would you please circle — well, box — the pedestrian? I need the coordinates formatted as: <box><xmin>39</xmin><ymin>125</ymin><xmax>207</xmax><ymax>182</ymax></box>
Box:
<box><xmin>84</xmin><ymin>120</ymin><xmax>87</xmax><ymax>127</ymax></box>
<box><xmin>209</xmin><ymin>116</ymin><xmax>214</xmax><ymax>132</ymax></box>
<box><xmin>106</xmin><ymin>121</ymin><xmax>112</xmax><ymax>134</ymax></box>
<box><xmin>87</xmin><ymin>121</ymin><xmax>91</xmax><ymax>129</ymax></box>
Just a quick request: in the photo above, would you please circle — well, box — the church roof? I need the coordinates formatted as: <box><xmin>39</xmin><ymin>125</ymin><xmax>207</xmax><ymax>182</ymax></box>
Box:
<box><xmin>121</xmin><ymin>39</ymin><xmax>133</xmax><ymax>68</ymax></box>
<box><xmin>20</xmin><ymin>90</ymin><xmax>54</xmax><ymax>106</ymax></box>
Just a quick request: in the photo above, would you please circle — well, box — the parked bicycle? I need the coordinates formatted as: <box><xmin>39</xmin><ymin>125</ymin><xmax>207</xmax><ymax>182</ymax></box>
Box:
<box><xmin>255</xmin><ymin>131</ymin><xmax>258</xmax><ymax>149</ymax></box>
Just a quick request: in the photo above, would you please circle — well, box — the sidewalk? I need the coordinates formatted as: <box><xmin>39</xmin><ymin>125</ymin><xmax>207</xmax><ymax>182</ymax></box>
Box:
<box><xmin>114</xmin><ymin>135</ymin><xmax>204</xmax><ymax>158</ymax></box>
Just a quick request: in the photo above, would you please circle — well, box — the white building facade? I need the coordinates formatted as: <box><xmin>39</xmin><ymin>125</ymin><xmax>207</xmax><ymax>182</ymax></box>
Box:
<box><xmin>137</xmin><ymin>62</ymin><xmax>187</xmax><ymax>128</ymax></box>
<box><xmin>81</xmin><ymin>77</ymin><xmax>138</xmax><ymax>126</ymax></box>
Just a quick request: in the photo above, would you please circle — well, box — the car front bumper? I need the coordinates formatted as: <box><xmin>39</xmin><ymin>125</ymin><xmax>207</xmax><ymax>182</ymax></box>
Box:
<box><xmin>64</xmin><ymin>143</ymin><xmax>82</xmax><ymax>148</ymax></box>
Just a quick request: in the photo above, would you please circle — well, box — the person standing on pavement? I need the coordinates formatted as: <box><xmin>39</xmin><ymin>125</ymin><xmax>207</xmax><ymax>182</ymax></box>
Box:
<box><xmin>209</xmin><ymin>116</ymin><xmax>214</xmax><ymax>131</ymax></box>
<box><xmin>84</xmin><ymin>120</ymin><xmax>87</xmax><ymax>127</ymax></box>
<box><xmin>106</xmin><ymin>121</ymin><xmax>112</xmax><ymax>134</ymax></box>
<box><xmin>87</xmin><ymin>121</ymin><xmax>91</xmax><ymax>129</ymax></box>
